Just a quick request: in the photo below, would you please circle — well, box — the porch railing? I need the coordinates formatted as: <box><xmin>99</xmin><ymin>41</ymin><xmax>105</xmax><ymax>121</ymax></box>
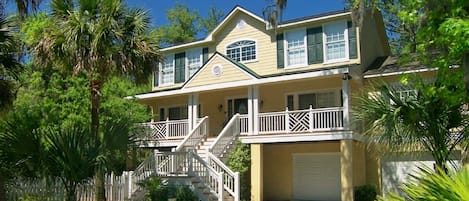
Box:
<box><xmin>207</xmin><ymin>153</ymin><xmax>240</xmax><ymax>201</ymax></box>
<box><xmin>140</xmin><ymin>119</ymin><xmax>189</xmax><ymax>140</ymax></box>
<box><xmin>258</xmin><ymin>107</ymin><xmax>344</xmax><ymax>134</ymax></box>
<box><xmin>239</xmin><ymin>114</ymin><xmax>248</xmax><ymax>134</ymax></box>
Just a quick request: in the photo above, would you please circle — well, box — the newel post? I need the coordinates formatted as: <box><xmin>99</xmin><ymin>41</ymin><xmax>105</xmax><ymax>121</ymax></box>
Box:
<box><xmin>309</xmin><ymin>105</ymin><xmax>314</xmax><ymax>132</ymax></box>
<box><xmin>165</xmin><ymin>117</ymin><xmax>170</xmax><ymax>138</ymax></box>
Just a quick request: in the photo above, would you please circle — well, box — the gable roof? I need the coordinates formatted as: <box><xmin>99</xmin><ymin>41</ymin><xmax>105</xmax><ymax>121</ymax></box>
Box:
<box><xmin>364</xmin><ymin>56</ymin><xmax>438</xmax><ymax>78</ymax></box>
<box><xmin>182</xmin><ymin>51</ymin><xmax>260</xmax><ymax>88</ymax></box>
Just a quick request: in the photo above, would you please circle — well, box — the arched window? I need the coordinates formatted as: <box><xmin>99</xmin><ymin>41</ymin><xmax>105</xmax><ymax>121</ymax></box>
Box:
<box><xmin>226</xmin><ymin>40</ymin><xmax>256</xmax><ymax>62</ymax></box>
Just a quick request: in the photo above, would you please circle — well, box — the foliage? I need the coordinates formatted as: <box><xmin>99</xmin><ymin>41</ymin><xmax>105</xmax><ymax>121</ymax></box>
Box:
<box><xmin>199</xmin><ymin>6</ymin><xmax>224</xmax><ymax>35</ymax></box>
<box><xmin>353</xmin><ymin>67</ymin><xmax>469</xmax><ymax>170</ymax></box>
<box><xmin>0</xmin><ymin>15</ymin><xmax>22</xmax><ymax>115</ymax></box>
<box><xmin>174</xmin><ymin>186</ymin><xmax>197</xmax><ymax>201</ymax></box>
<box><xmin>227</xmin><ymin>141</ymin><xmax>250</xmax><ymax>201</ymax></box>
<box><xmin>139</xmin><ymin>177</ymin><xmax>168</xmax><ymax>201</ymax></box>
<box><xmin>156</xmin><ymin>3</ymin><xmax>200</xmax><ymax>46</ymax></box>
<box><xmin>263</xmin><ymin>0</ymin><xmax>287</xmax><ymax>29</ymax></box>
<box><xmin>380</xmin><ymin>165</ymin><xmax>469</xmax><ymax>201</ymax></box>
<box><xmin>354</xmin><ymin>184</ymin><xmax>377</xmax><ymax>201</ymax></box>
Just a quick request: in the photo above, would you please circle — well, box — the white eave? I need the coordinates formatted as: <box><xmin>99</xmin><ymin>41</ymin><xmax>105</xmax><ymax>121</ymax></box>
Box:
<box><xmin>363</xmin><ymin>67</ymin><xmax>438</xmax><ymax>79</ymax></box>
<box><xmin>131</xmin><ymin>67</ymin><xmax>349</xmax><ymax>100</ymax></box>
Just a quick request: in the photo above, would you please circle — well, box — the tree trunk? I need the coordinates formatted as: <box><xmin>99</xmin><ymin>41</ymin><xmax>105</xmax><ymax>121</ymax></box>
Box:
<box><xmin>90</xmin><ymin>80</ymin><xmax>106</xmax><ymax>201</ymax></box>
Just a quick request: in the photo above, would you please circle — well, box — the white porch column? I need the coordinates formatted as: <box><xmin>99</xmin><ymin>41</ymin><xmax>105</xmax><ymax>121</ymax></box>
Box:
<box><xmin>188</xmin><ymin>95</ymin><xmax>194</xmax><ymax>131</ymax></box>
<box><xmin>248</xmin><ymin>86</ymin><xmax>260</xmax><ymax>135</ymax></box>
<box><xmin>342</xmin><ymin>73</ymin><xmax>350</xmax><ymax>130</ymax></box>
<box><xmin>248</xmin><ymin>86</ymin><xmax>254</xmax><ymax>134</ymax></box>
<box><xmin>253</xmin><ymin>86</ymin><xmax>259</xmax><ymax>134</ymax></box>
<box><xmin>188</xmin><ymin>93</ymin><xmax>199</xmax><ymax>131</ymax></box>
<box><xmin>192</xmin><ymin>93</ymin><xmax>199</xmax><ymax>128</ymax></box>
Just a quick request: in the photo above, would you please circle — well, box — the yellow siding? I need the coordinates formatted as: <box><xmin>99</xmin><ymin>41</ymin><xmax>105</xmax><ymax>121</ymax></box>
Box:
<box><xmin>250</xmin><ymin>144</ymin><xmax>264</xmax><ymax>201</ymax></box>
<box><xmin>262</xmin><ymin>141</ymin><xmax>340</xmax><ymax>200</ymax></box>
<box><xmin>353</xmin><ymin>141</ymin><xmax>367</xmax><ymax>187</ymax></box>
<box><xmin>259</xmin><ymin>76</ymin><xmax>342</xmax><ymax>112</ymax></box>
<box><xmin>185</xmin><ymin>55</ymin><xmax>253</xmax><ymax>88</ymax></box>
<box><xmin>198</xmin><ymin>87</ymin><xmax>247</xmax><ymax>136</ymax></box>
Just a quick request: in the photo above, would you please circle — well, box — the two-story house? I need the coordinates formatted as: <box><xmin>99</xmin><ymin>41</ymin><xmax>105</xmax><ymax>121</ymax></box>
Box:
<box><xmin>131</xmin><ymin>6</ymin><xmax>390</xmax><ymax>201</ymax></box>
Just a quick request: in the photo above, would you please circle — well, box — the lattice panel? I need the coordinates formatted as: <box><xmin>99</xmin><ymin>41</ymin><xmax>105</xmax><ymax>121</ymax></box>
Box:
<box><xmin>151</xmin><ymin>123</ymin><xmax>166</xmax><ymax>139</ymax></box>
<box><xmin>288</xmin><ymin>112</ymin><xmax>310</xmax><ymax>132</ymax></box>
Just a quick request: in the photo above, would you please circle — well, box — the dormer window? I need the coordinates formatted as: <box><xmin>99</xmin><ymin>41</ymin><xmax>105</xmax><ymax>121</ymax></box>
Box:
<box><xmin>186</xmin><ymin>48</ymin><xmax>202</xmax><ymax>79</ymax></box>
<box><xmin>159</xmin><ymin>54</ymin><xmax>174</xmax><ymax>85</ymax></box>
<box><xmin>324</xmin><ymin>21</ymin><xmax>349</xmax><ymax>62</ymax></box>
<box><xmin>226</xmin><ymin>40</ymin><xmax>256</xmax><ymax>62</ymax></box>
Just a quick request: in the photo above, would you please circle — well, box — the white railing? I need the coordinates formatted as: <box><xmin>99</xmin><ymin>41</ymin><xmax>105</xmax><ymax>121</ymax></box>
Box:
<box><xmin>188</xmin><ymin>152</ymin><xmax>224</xmax><ymax>201</ymax></box>
<box><xmin>239</xmin><ymin>114</ymin><xmax>248</xmax><ymax>134</ymax></box>
<box><xmin>140</xmin><ymin>119</ymin><xmax>189</xmax><ymax>140</ymax></box>
<box><xmin>209</xmin><ymin>114</ymin><xmax>240</xmax><ymax>159</ymax></box>
<box><xmin>131</xmin><ymin>152</ymin><xmax>157</xmax><ymax>194</ymax></box>
<box><xmin>207</xmin><ymin>153</ymin><xmax>240</xmax><ymax>201</ymax></box>
<box><xmin>258</xmin><ymin>107</ymin><xmax>344</xmax><ymax>134</ymax></box>
<box><xmin>175</xmin><ymin>116</ymin><xmax>209</xmax><ymax>152</ymax></box>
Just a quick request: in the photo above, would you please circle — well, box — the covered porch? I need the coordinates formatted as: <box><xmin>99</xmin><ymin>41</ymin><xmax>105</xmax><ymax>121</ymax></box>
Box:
<box><xmin>136</xmin><ymin>71</ymin><xmax>352</xmax><ymax>147</ymax></box>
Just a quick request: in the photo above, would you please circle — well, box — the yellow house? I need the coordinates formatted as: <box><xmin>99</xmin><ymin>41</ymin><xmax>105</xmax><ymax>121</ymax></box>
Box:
<box><xmin>131</xmin><ymin>6</ymin><xmax>391</xmax><ymax>201</ymax></box>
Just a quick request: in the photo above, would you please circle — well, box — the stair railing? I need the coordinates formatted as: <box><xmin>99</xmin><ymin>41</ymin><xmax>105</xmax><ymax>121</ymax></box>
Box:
<box><xmin>188</xmin><ymin>151</ymin><xmax>224</xmax><ymax>201</ymax></box>
<box><xmin>131</xmin><ymin>151</ymin><xmax>157</xmax><ymax>195</ymax></box>
<box><xmin>175</xmin><ymin>116</ymin><xmax>209</xmax><ymax>152</ymax></box>
<box><xmin>208</xmin><ymin>114</ymin><xmax>240</xmax><ymax>159</ymax></box>
<box><xmin>207</xmin><ymin>152</ymin><xmax>240</xmax><ymax>201</ymax></box>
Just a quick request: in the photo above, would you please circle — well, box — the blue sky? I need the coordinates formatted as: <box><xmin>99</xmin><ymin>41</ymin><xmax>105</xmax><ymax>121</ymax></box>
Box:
<box><xmin>126</xmin><ymin>0</ymin><xmax>347</xmax><ymax>27</ymax></box>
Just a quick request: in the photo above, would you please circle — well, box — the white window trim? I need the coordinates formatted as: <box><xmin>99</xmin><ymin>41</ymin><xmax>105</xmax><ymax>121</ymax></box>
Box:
<box><xmin>322</xmin><ymin>21</ymin><xmax>349</xmax><ymax>64</ymax></box>
<box><xmin>185</xmin><ymin>48</ymin><xmax>203</xmax><ymax>80</ymax></box>
<box><xmin>284</xmin><ymin>28</ymin><xmax>308</xmax><ymax>69</ymax></box>
<box><xmin>225</xmin><ymin>39</ymin><xmax>258</xmax><ymax>63</ymax></box>
<box><xmin>159</xmin><ymin>54</ymin><xmax>175</xmax><ymax>86</ymax></box>
<box><xmin>285</xmin><ymin>88</ymin><xmax>341</xmax><ymax>110</ymax></box>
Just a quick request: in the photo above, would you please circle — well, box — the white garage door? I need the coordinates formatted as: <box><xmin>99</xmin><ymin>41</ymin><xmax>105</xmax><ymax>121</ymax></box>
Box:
<box><xmin>381</xmin><ymin>154</ymin><xmax>461</xmax><ymax>197</ymax></box>
<box><xmin>292</xmin><ymin>153</ymin><xmax>341</xmax><ymax>201</ymax></box>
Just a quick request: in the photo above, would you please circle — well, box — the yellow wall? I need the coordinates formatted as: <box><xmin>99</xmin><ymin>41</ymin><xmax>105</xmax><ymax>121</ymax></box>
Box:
<box><xmin>146</xmin><ymin>95</ymin><xmax>188</xmax><ymax>121</ymax></box>
<box><xmin>198</xmin><ymin>87</ymin><xmax>247</xmax><ymax>136</ymax></box>
<box><xmin>251</xmin><ymin>144</ymin><xmax>264</xmax><ymax>201</ymax></box>
<box><xmin>262</xmin><ymin>141</ymin><xmax>340</xmax><ymax>200</ymax></box>
<box><xmin>259</xmin><ymin>76</ymin><xmax>342</xmax><ymax>112</ymax></box>
<box><xmin>353</xmin><ymin>141</ymin><xmax>367</xmax><ymax>187</ymax></box>
<box><xmin>185</xmin><ymin>55</ymin><xmax>253</xmax><ymax>88</ymax></box>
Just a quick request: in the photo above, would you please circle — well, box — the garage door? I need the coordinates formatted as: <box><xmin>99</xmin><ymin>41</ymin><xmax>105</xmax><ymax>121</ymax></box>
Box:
<box><xmin>381</xmin><ymin>154</ymin><xmax>461</xmax><ymax>197</ymax></box>
<box><xmin>292</xmin><ymin>153</ymin><xmax>341</xmax><ymax>201</ymax></box>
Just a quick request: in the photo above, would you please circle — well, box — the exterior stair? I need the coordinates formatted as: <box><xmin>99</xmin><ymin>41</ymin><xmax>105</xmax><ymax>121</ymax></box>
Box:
<box><xmin>129</xmin><ymin>115</ymin><xmax>241</xmax><ymax>201</ymax></box>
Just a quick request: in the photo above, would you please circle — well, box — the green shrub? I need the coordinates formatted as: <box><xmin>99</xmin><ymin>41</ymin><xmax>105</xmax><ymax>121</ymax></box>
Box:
<box><xmin>227</xmin><ymin>141</ymin><xmax>250</xmax><ymax>201</ymax></box>
<box><xmin>175</xmin><ymin>186</ymin><xmax>197</xmax><ymax>201</ymax></box>
<box><xmin>354</xmin><ymin>184</ymin><xmax>377</xmax><ymax>201</ymax></box>
<box><xmin>139</xmin><ymin>177</ymin><xmax>168</xmax><ymax>201</ymax></box>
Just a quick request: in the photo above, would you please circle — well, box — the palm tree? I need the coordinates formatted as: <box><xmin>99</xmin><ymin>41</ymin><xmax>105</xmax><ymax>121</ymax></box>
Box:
<box><xmin>353</xmin><ymin>68</ymin><xmax>469</xmax><ymax>171</ymax></box>
<box><xmin>31</xmin><ymin>0</ymin><xmax>161</xmax><ymax>200</ymax></box>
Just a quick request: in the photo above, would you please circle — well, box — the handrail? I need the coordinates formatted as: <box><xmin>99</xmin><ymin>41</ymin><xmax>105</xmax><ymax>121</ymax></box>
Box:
<box><xmin>207</xmin><ymin>152</ymin><xmax>240</xmax><ymax>201</ymax></box>
<box><xmin>175</xmin><ymin>116</ymin><xmax>209</xmax><ymax>152</ymax></box>
<box><xmin>208</xmin><ymin>114</ymin><xmax>240</xmax><ymax>158</ymax></box>
<box><xmin>131</xmin><ymin>151</ymin><xmax>157</xmax><ymax>194</ymax></box>
<box><xmin>188</xmin><ymin>151</ymin><xmax>224</xmax><ymax>201</ymax></box>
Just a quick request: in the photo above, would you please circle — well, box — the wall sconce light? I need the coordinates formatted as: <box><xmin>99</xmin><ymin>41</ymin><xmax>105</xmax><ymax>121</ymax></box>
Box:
<box><xmin>218</xmin><ymin>104</ymin><xmax>223</xmax><ymax>112</ymax></box>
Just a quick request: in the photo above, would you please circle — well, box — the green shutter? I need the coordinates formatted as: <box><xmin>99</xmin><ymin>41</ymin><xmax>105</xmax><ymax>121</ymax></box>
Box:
<box><xmin>348</xmin><ymin>21</ymin><xmax>358</xmax><ymax>59</ymax></box>
<box><xmin>202</xmin><ymin>47</ymin><xmax>209</xmax><ymax>63</ymax></box>
<box><xmin>174</xmin><ymin>52</ymin><xmax>185</xmax><ymax>83</ymax></box>
<box><xmin>307</xmin><ymin>27</ymin><xmax>323</xmax><ymax>64</ymax></box>
<box><xmin>153</xmin><ymin>70</ymin><xmax>159</xmax><ymax>87</ymax></box>
<box><xmin>276</xmin><ymin>33</ymin><xmax>284</xmax><ymax>69</ymax></box>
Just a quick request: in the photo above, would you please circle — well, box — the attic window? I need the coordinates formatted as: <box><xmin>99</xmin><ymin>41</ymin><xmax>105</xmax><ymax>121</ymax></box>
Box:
<box><xmin>226</xmin><ymin>40</ymin><xmax>256</xmax><ymax>62</ymax></box>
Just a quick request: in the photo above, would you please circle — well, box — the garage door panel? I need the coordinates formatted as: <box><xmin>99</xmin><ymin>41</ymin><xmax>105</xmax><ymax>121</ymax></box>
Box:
<box><xmin>293</xmin><ymin>153</ymin><xmax>341</xmax><ymax>201</ymax></box>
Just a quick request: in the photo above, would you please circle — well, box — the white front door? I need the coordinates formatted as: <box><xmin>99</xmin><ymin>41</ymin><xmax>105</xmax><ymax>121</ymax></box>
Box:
<box><xmin>292</xmin><ymin>153</ymin><xmax>341</xmax><ymax>201</ymax></box>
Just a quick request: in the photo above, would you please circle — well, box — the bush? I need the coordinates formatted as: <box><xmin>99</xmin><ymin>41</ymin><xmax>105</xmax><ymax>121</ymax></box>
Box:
<box><xmin>227</xmin><ymin>141</ymin><xmax>251</xmax><ymax>201</ymax></box>
<box><xmin>139</xmin><ymin>177</ymin><xmax>168</xmax><ymax>201</ymax></box>
<box><xmin>354</xmin><ymin>184</ymin><xmax>377</xmax><ymax>201</ymax></box>
<box><xmin>175</xmin><ymin>186</ymin><xmax>197</xmax><ymax>201</ymax></box>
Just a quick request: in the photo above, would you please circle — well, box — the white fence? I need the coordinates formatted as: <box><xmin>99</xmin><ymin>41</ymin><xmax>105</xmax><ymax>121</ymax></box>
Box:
<box><xmin>6</xmin><ymin>172</ymin><xmax>132</xmax><ymax>201</ymax></box>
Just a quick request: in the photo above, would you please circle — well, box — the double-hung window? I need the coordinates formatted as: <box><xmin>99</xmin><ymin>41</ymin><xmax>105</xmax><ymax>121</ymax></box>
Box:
<box><xmin>285</xmin><ymin>29</ymin><xmax>307</xmax><ymax>68</ymax></box>
<box><xmin>287</xmin><ymin>90</ymin><xmax>339</xmax><ymax>110</ymax></box>
<box><xmin>186</xmin><ymin>48</ymin><xmax>202</xmax><ymax>79</ymax></box>
<box><xmin>160</xmin><ymin>54</ymin><xmax>174</xmax><ymax>85</ymax></box>
<box><xmin>324</xmin><ymin>21</ymin><xmax>348</xmax><ymax>62</ymax></box>
<box><xmin>226</xmin><ymin>40</ymin><xmax>256</xmax><ymax>62</ymax></box>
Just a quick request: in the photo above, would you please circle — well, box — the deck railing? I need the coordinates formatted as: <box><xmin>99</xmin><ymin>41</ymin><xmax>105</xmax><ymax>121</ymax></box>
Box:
<box><xmin>239</xmin><ymin>114</ymin><xmax>248</xmax><ymax>134</ymax></box>
<box><xmin>258</xmin><ymin>107</ymin><xmax>344</xmax><ymax>134</ymax></box>
<box><xmin>207</xmin><ymin>153</ymin><xmax>240</xmax><ymax>201</ymax></box>
<box><xmin>140</xmin><ymin>119</ymin><xmax>189</xmax><ymax>140</ymax></box>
